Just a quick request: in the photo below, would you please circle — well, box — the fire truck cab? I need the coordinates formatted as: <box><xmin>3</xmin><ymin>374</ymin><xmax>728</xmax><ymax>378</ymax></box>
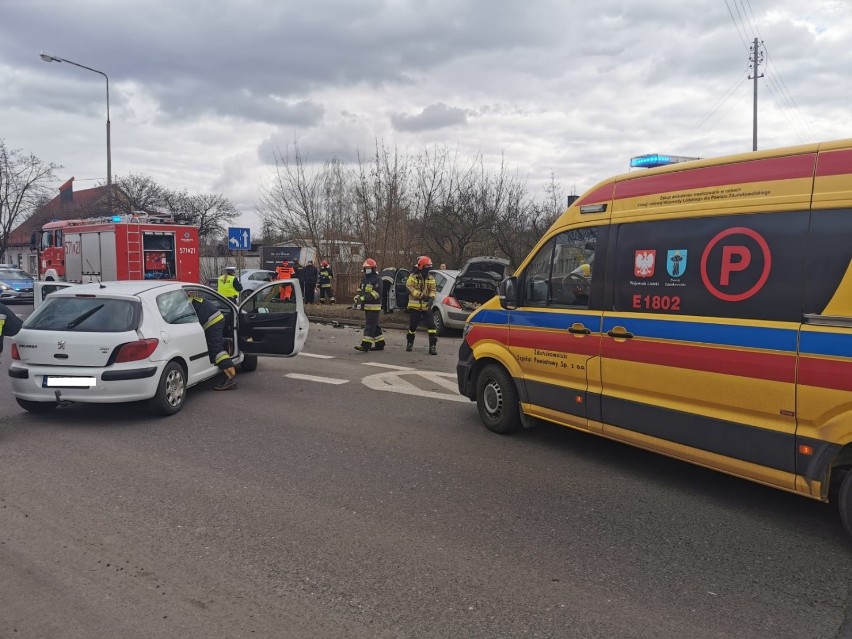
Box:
<box><xmin>31</xmin><ymin>214</ymin><xmax>200</xmax><ymax>283</ymax></box>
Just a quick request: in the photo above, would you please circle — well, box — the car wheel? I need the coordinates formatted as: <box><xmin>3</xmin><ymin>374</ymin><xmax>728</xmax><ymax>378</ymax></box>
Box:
<box><xmin>148</xmin><ymin>361</ymin><xmax>187</xmax><ymax>417</ymax></box>
<box><xmin>475</xmin><ymin>363</ymin><xmax>521</xmax><ymax>434</ymax></box>
<box><xmin>16</xmin><ymin>398</ymin><xmax>58</xmax><ymax>413</ymax></box>
<box><xmin>240</xmin><ymin>290</ymin><xmax>252</xmax><ymax>301</ymax></box>
<box><xmin>432</xmin><ymin>308</ymin><xmax>447</xmax><ymax>336</ymax></box>
<box><xmin>240</xmin><ymin>354</ymin><xmax>258</xmax><ymax>372</ymax></box>
<box><xmin>838</xmin><ymin>468</ymin><xmax>852</xmax><ymax>539</ymax></box>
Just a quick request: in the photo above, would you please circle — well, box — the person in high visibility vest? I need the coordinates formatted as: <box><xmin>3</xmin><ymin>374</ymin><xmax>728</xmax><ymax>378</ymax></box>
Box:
<box><xmin>217</xmin><ymin>266</ymin><xmax>242</xmax><ymax>302</ymax></box>
<box><xmin>406</xmin><ymin>255</ymin><xmax>438</xmax><ymax>355</ymax></box>
<box><xmin>276</xmin><ymin>261</ymin><xmax>295</xmax><ymax>301</ymax></box>
<box><xmin>187</xmin><ymin>292</ymin><xmax>237</xmax><ymax>391</ymax></box>
<box><xmin>353</xmin><ymin>258</ymin><xmax>385</xmax><ymax>352</ymax></box>
<box><xmin>0</xmin><ymin>301</ymin><xmax>23</xmax><ymax>360</ymax></box>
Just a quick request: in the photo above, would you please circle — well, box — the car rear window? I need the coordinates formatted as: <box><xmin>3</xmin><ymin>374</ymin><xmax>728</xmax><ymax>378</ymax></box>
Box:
<box><xmin>24</xmin><ymin>297</ymin><xmax>139</xmax><ymax>332</ymax></box>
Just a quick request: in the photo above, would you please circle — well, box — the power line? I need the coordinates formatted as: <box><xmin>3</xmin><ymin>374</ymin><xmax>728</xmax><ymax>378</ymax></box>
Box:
<box><xmin>724</xmin><ymin>0</ymin><xmax>751</xmax><ymax>50</ymax></box>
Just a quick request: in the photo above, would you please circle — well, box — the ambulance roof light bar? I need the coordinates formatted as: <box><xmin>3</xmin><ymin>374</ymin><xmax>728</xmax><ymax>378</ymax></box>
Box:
<box><xmin>630</xmin><ymin>153</ymin><xmax>700</xmax><ymax>169</ymax></box>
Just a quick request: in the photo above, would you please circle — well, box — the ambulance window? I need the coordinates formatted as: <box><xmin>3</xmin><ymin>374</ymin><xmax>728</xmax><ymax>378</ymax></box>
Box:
<box><xmin>522</xmin><ymin>227</ymin><xmax>598</xmax><ymax>308</ymax></box>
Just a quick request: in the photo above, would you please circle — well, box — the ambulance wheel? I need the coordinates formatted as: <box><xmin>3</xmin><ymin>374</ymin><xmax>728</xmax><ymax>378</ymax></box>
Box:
<box><xmin>837</xmin><ymin>468</ymin><xmax>852</xmax><ymax>539</ymax></box>
<box><xmin>149</xmin><ymin>361</ymin><xmax>186</xmax><ymax>416</ymax></box>
<box><xmin>16</xmin><ymin>398</ymin><xmax>58</xmax><ymax>413</ymax></box>
<box><xmin>476</xmin><ymin>363</ymin><xmax>520</xmax><ymax>434</ymax></box>
<box><xmin>240</xmin><ymin>355</ymin><xmax>258</xmax><ymax>372</ymax></box>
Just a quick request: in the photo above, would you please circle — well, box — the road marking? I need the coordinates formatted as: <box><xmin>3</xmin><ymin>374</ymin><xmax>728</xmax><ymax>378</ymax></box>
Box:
<box><xmin>285</xmin><ymin>373</ymin><xmax>348</xmax><ymax>385</ymax></box>
<box><xmin>361</xmin><ymin>362</ymin><xmax>415</xmax><ymax>371</ymax></box>
<box><xmin>299</xmin><ymin>352</ymin><xmax>335</xmax><ymax>359</ymax></box>
<box><xmin>361</xmin><ymin>370</ymin><xmax>467</xmax><ymax>402</ymax></box>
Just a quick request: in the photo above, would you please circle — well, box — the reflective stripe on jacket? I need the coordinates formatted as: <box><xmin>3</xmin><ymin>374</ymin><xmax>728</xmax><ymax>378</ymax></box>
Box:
<box><xmin>406</xmin><ymin>272</ymin><xmax>437</xmax><ymax>310</ymax></box>
<box><xmin>357</xmin><ymin>271</ymin><xmax>383</xmax><ymax>311</ymax></box>
<box><xmin>190</xmin><ymin>295</ymin><xmax>225</xmax><ymax>331</ymax></box>
<box><xmin>319</xmin><ymin>267</ymin><xmax>333</xmax><ymax>287</ymax></box>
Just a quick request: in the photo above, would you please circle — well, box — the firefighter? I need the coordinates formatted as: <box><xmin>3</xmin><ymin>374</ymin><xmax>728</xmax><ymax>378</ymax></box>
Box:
<box><xmin>406</xmin><ymin>255</ymin><xmax>438</xmax><ymax>355</ymax></box>
<box><xmin>353</xmin><ymin>258</ymin><xmax>385</xmax><ymax>353</ymax></box>
<box><xmin>187</xmin><ymin>292</ymin><xmax>237</xmax><ymax>391</ymax></box>
<box><xmin>276</xmin><ymin>260</ymin><xmax>295</xmax><ymax>301</ymax></box>
<box><xmin>318</xmin><ymin>260</ymin><xmax>335</xmax><ymax>304</ymax></box>
<box><xmin>0</xmin><ymin>301</ymin><xmax>23</xmax><ymax>360</ymax></box>
<box><xmin>217</xmin><ymin>265</ymin><xmax>242</xmax><ymax>302</ymax></box>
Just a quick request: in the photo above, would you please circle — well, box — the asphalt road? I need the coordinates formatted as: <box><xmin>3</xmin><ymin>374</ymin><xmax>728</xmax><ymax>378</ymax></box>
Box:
<box><xmin>1</xmin><ymin>308</ymin><xmax>851</xmax><ymax>638</ymax></box>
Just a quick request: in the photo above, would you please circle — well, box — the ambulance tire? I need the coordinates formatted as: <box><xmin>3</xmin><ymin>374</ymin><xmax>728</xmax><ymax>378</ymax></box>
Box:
<box><xmin>476</xmin><ymin>363</ymin><xmax>521</xmax><ymax>434</ymax></box>
<box><xmin>16</xmin><ymin>398</ymin><xmax>58</xmax><ymax>413</ymax></box>
<box><xmin>240</xmin><ymin>354</ymin><xmax>258</xmax><ymax>372</ymax></box>
<box><xmin>837</xmin><ymin>468</ymin><xmax>852</xmax><ymax>539</ymax></box>
<box><xmin>149</xmin><ymin>360</ymin><xmax>187</xmax><ymax>417</ymax></box>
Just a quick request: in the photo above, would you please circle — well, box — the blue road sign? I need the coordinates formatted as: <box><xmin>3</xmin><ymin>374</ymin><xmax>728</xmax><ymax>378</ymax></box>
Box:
<box><xmin>228</xmin><ymin>227</ymin><xmax>251</xmax><ymax>251</ymax></box>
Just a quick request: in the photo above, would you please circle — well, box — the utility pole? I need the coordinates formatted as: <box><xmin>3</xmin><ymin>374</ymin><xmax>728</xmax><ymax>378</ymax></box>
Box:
<box><xmin>749</xmin><ymin>38</ymin><xmax>764</xmax><ymax>151</ymax></box>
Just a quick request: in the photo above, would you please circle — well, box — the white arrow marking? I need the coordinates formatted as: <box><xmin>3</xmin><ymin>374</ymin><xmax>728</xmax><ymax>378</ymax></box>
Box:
<box><xmin>286</xmin><ymin>373</ymin><xmax>348</xmax><ymax>385</ymax></box>
<box><xmin>361</xmin><ymin>370</ymin><xmax>467</xmax><ymax>402</ymax></box>
<box><xmin>242</xmin><ymin>230</ymin><xmax>249</xmax><ymax>247</ymax></box>
<box><xmin>229</xmin><ymin>236</ymin><xmax>240</xmax><ymax>247</ymax></box>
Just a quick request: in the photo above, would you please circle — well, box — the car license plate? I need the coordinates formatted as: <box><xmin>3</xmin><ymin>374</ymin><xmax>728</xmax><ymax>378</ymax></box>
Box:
<box><xmin>43</xmin><ymin>376</ymin><xmax>97</xmax><ymax>388</ymax></box>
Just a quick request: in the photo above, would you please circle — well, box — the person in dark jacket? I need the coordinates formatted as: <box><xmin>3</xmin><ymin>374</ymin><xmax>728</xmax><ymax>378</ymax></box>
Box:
<box><xmin>353</xmin><ymin>258</ymin><xmax>385</xmax><ymax>352</ymax></box>
<box><xmin>0</xmin><ymin>301</ymin><xmax>23</xmax><ymax>358</ymax></box>
<box><xmin>318</xmin><ymin>260</ymin><xmax>335</xmax><ymax>304</ymax></box>
<box><xmin>187</xmin><ymin>292</ymin><xmax>237</xmax><ymax>391</ymax></box>
<box><xmin>302</xmin><ymin>260</ymin><xmax>318</xmax><ymax>304</ymax></box>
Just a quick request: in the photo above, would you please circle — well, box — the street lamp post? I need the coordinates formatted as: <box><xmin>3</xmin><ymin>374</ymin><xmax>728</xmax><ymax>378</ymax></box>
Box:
<box><xmin>40</xmin><ymin>52</ymin><xmax>112</xmax><ymax>213</ymax></box>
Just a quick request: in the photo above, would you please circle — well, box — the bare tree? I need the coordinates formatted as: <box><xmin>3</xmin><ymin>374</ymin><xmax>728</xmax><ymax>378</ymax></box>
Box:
<box><xmin>113</xmin><ymin>173</ymin><xmax>168</xmax><ymax>214</ymax></box>
<box><xmin>165</xmin><ymin>190</ymin><xmax>239</xmax><ymax>240</ymax></box>
<box><xmin>257</xmin><ymin>142</ymin><xmax>329</xmax><ymax>254</ymax></box>
<box><xmin>0</xmin><ymin>140</ymin><xmax>60</xmax><ymax>258</ymax></box>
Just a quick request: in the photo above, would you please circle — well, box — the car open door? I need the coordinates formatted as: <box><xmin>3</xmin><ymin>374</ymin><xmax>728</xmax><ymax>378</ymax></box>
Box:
<box><xmin>33</xmin><ymin>281</ymin><xmax>76</xmax><ymax>310</ymax></box>
<box><xmin>237</xmin><ymin>279</ymin><xmax>309</xmax><ymax>356</ymax></box>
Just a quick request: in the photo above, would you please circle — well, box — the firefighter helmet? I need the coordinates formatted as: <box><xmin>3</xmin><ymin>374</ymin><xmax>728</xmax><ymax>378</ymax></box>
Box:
<box><xmin>363</xmin><ymin>258</ymin><xmax>377</xmax><ymax>269</ymax></box>
<box><xmin>417</xmin><ymin>255</ymin><xmax>432</xmax><ymax>270</ymax></box>
<box><xmin>321</xmin><ymin>260</ymin><xmax>329</xmax><ymax>267</ymax></box>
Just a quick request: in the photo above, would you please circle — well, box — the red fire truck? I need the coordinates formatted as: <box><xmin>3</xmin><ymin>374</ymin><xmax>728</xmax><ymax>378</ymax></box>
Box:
<box><xmin>31</xmin><ymin>214</ymin><xmax>200</xmax><ymax>283</ymax></box>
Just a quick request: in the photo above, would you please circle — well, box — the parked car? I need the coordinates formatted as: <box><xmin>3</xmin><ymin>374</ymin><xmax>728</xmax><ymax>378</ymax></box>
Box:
<box><xmin>8</xmin><ymin>279</ymin><xmax>308</xmax><ymax>416</ymax></box>
<box><xmin>0</xmin><ymin>265</ymin><xmax>35</xmax><ymax>303</ymax></box>
<box><xmin>428</xmin><ymin>269</ymin><xmax>459</xmax><ymax>335</ymax></box>
<box><xmin>239</xmin><ymin>269</ymin><xmax>278</xmax><ymax>298</ymax></box>
<box><xmin>429</xmin><ymin>257</ymin><xmax>511</xmax><ymax>334</ymax></box>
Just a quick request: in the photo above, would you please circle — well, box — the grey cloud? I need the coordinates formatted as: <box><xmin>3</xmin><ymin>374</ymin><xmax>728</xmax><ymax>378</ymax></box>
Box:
<box><xmin>391</xmin><ymin>103</ymin><xmax>468</xmax><ymax>132</ymax></box>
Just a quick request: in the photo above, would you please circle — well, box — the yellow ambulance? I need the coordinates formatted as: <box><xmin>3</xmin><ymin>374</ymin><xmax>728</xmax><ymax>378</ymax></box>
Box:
<box><xmin>456</xmin><ymin>138</ymin><xmax>852</xmax><ymax>538</ymax></box>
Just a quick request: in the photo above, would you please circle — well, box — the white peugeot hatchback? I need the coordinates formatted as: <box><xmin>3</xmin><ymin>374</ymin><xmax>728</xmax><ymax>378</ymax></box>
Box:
<box><xmin>8</xmin><ymin>279</ymin><xmax>308</xmax><ymax>416</ymax></box>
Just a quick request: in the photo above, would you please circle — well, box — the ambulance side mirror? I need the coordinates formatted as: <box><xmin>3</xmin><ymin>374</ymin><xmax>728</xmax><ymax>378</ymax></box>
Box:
<box><xmin>498</xmin><ymin>276</ymin><xmax>518</xmax><ymax>310</ymax></box>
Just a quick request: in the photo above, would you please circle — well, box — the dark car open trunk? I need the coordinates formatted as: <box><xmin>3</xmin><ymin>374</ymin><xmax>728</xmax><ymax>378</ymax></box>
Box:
<box><xmin>452</xmin><ymin>257</ymin><xmax>511</xmax><ymax>312</ymax></box>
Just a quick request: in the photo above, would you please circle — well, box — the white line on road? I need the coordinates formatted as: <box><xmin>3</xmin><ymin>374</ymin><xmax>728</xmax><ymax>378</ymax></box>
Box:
<box><xmin>285</xmin><ymin>373</ymin><xmax>348</xmax><ymax>385</ymax></box>
<box><xmin>361</xmin><ymin>371</ymin><xmax>468</xmax><ymax>402</ymax></box>
<box><xmin>361</xmin><ymin>362</ymin><xmax>416</xmax><ymax>371</ymax></box>
<box><xmin>299</xmin><ymin>352</ymin><xmax>336</xmax><ymax>359</ymax></box>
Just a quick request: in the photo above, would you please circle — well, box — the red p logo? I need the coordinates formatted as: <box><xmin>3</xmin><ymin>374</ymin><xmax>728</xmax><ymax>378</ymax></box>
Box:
<box><xmin>720</xmin><ymin>246</ymin><xmax>751</xmax><ymax>285</ymax></box>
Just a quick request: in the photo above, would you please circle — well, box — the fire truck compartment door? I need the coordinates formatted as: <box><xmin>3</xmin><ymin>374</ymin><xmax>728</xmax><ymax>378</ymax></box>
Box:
<box><xmin>237</xmin><ymin>280</ymin><xmax>308</xmax><ymax>357</ymax></box>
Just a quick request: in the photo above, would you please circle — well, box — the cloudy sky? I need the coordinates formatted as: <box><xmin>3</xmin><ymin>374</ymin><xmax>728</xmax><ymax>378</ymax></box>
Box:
<box><xmin>1</xmin><ymin>0</ymin><xmax>850</xmax><ymax>230</ymax></box>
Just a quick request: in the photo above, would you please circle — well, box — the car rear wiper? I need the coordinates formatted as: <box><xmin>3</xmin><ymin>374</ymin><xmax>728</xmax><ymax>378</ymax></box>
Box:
<box><xmin>65</xmin><ymin>304</ymin><xmax>105</xmax><ymax>329</ymax></box>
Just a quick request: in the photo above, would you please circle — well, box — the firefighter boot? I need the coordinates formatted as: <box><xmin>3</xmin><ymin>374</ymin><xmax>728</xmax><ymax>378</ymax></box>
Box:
<box><xmin>354</xmin><ymin>341</ymin><xmax>371</xmax><ymax>353</ymax></box>
<box><xmin>428</xmin><ymin>336</ymin><xmax>438</xmax><ymax>356</ymax></box>
<box><xmin>406</xmin><ymin>334</ymin><xmax>414</xmax><ymax>352</ymax></box>
<box><xmin>214</xmin><ymin>366</ymin><xmax>237</xmax><ymax>391</ymax></box>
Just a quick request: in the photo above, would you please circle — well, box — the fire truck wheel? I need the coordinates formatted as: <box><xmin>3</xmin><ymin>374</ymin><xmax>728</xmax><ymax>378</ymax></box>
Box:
<box><xmin>149</xmin><ymin>361</ymin><xmax>187</xmax><ymax>416</ymax></box>
<box><xmin>240</xmin><ymin>355</ymin><xmax>258</xmax><ymax>372</ymax></box>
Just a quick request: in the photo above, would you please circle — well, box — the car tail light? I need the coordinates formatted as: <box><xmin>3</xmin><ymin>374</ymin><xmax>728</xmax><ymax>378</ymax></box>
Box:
<box><xmin>442</xmin><ymin>295</ymin><xmax>462</xmax><ymax>309</ymax></box>
<box><xmin>114</xmin><ymin>338</ymin><xmax>159</xmax><ymax>363</ymax></box>
<box><xmin>10</xmin><ymin>343</ymin><xmax>20</xmax><ymax>360</ymax></box>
